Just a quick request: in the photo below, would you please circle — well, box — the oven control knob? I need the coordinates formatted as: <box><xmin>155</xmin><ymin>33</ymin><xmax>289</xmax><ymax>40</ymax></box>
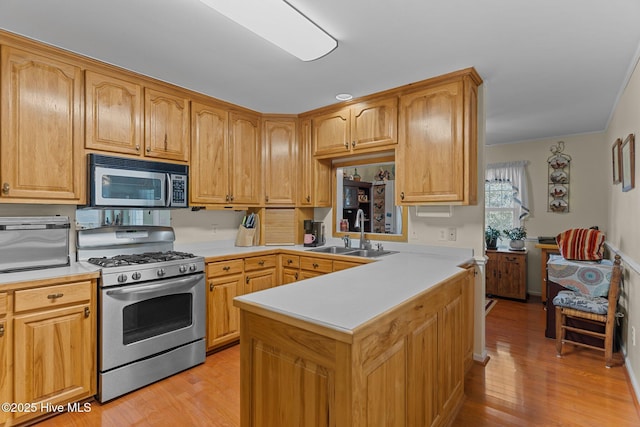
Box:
<box><xmin>157</xmin><ymin>268</ymin><xmax>166</xmax><ymax>277</ymax></box>
<box><xmin>117</xmin><ymin>274</ymin><xmax>128</xmax><ymax>283</ymax></box>
<box><xmin>179</xmin><ymin>265</ymin><xmax>188</xmax><ymax>273</ymax></box>
<box><xmin>132</xmin><ymin>272</ymin><xmax>141</xmax><ymax>280</ymax></box>
<box><xmin>189</xmin><ymin>263</ymin><xmax>197</xmax><ymax>272</ymax></box>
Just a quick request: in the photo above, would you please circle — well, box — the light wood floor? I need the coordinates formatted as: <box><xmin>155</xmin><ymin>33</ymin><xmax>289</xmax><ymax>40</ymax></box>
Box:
<box><xmin>37</xmin><ymin>298</ymin><xmax>640</xmax><ymax>426</ymax></box>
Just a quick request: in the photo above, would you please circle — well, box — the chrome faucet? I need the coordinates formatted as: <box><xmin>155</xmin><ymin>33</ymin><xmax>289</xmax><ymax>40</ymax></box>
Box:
<box><xmin>355</xmin><ymin>209</ymin><xmax>371</xmax><ymax>250</ymax></box>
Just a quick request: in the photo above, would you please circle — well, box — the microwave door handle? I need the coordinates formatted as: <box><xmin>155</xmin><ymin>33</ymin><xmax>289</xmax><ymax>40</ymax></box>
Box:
<box><xmin>165</xmin><ymin>173</ymin><xmax>172</xmax><ymax>207</ymax></box>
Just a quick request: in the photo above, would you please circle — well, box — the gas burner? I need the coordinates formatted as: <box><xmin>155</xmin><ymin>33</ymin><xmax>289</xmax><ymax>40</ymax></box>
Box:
<box><xmin>87</xmin><ymin>251</ymin><xmax>197</xmax><ymax>268</ymax></box>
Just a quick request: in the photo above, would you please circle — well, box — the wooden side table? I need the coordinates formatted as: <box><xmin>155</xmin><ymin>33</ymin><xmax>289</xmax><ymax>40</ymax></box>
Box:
<box><xmin>485</xmin><ymin>249</ymin><xmax>528</xmax><ymax>300</ymax></box>
<box><xmin>535</xmin><ymin>243</ymin><xmax>560</xmax><ymax>303</ymax></box>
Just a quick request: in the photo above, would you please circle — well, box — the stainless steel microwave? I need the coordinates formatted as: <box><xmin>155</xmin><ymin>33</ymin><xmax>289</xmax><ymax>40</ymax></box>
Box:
<box><xmin>87</xmin><ymin>154</ymin><xmax>188</xmax><ymax>208</ymax></box>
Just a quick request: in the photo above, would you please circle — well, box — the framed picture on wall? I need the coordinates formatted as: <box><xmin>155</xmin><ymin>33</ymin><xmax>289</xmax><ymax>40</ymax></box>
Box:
<box><xmin>612</xmin><ymin>138</ymin><xmax>621</xmax><ymax>184</ymax></box>
<box><xmin>621</xmin><ymin>133</ymin><xmax>635</xmax><ymax>192</ymax></box>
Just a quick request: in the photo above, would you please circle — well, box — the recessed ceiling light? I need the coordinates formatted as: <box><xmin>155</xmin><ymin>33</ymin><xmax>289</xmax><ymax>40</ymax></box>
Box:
<box><xmin>200</xmin><ymin>0</ymin><xmax>337</xmax><ymax>61</ymax></box>
<box><xmin>336</xmin><ymin>93</ymin><xmax>353</xmax><ymax>101</ymax></box>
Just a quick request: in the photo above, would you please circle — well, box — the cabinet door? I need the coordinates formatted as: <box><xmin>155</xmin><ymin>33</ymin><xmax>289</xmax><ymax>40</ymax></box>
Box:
<box><xmin>1</xmin><ymin>46</ymin><xmax>84</xmax><ymax>202</ymax></box>
<box><xmin>397</xmin><ymin>81</ymin><xmax>465</xmax><ymax>204</ymax></box>
<box><xmin>281</xmin><ymin>268</ymin><xmax>299</xmax><ymax>285</ymax></box>
<box><xmin>351</xmin><ymin>97</ymin><xmax>397</xmax><ymax>151</ymax></box>
<box><xmin>245</xmin><ymin>268</ymin><xmax>276</xmax><ymax>294</ymax></box>
<box><xmin>314</xmin><ymin>159</ymin><xmax>333</xmax><ymax>207</ymax></box>
<box><xmin>298</xmin><ymin>118</ymin><xmax>314</xmax><ymax>206</ymax></box>
<box><xmin>312</xmin><ymin>108</ymin><xmax>350</xmax><ymax>157</ymax></box>
<box><xmin>299</xmin><ymin>270</ymin><xmax>325</xmax><ymax>280</ymax></box>
<box><xmin>207</xmin><ymin>275</ymin><xmax>242</xmax><ymax>350</ymax></box>
<box><xmin>0</xmin><ymin>318</ymin><xmax>7</xmax><ymax>425</ymax></box>
<box><xmin>229</xmin><ymin>111</ymin><xmax>261</xmax><ymax>205</ymax></box>
<box><xmin>485</xmin><ymin>252</ymin><xmax>499</xmax><ymax>296</ymax></box>
<box><xmin>13</xmin><ymin>304</ymin><xmax>94</xmax><ymax>420</ymax></box>
<box><xmin>499</xmin><ymin>254</ymin><xmax>526</xmax><ymax>300</ymax></box>
<box><xmin>190</xmin><ymin>101</ymin><xmax>230</xmax><ymax>205</ymax></box>
<box><xmin>85</xmin><ymin>70</ymin><xmax>143</xmax><ymax>155</ymax></box>
<box><xmin>144</xmin><ymin>87</ymin><xmax>190</xmax><ymax>162</ymax></box>
<box><xmin>263</xmin><ymin>118</ymin><xmax>297</xmax><ymax>205</ymax></box>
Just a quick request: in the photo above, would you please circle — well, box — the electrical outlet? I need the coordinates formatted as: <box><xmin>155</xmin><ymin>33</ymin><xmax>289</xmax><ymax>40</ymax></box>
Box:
<box><xmin>633</xmin><ymin>326</ymin><xmax>636</xmax><ymax>346</ymax></box>
<box><xmin>447</xmin><ymin>227</ymin><xmax>457</xmax><ymax>241</ymax></box>
<box><xmin>438</xmin><ymin>229</ymin><xmax>447</xmax><ymax>241</ymax></box>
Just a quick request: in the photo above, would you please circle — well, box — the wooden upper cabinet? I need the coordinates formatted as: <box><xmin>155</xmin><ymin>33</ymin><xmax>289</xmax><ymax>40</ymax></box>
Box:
<box><xmin>298</xmin><ymin>118</ymin><xmax>332</xmax><ymax>207</ymax></box>
<box><xmin>190</xmin><ymin>101</ymin><xmax>230</xmax><ymax>205</ymax></box>
<box><xmin>85</xmin><ymin>70</ymin><xmax>143</xmax><ymax>155</ymax></box>
<box><xmin>396</xmin><ymin>72</ymin><xmax>479</xmax><ymax>205</ymax></box>
<box><xmin>229</xmin><ymin>110</ymin><xmax>261</xmax><ymax>205</ymax></box>
<box><xmin>263</xmin><ymin>117</ymin><xmax>296</xmax><ymax>205</ymax></box>
<box><xmin>144</xmin><ymin>87</ymin><xmax>190</xmax><ymax>162</ymax></box>
<box><xmin>0</xmin><ymin>45</ymin><xmax>84</xmax><ymax>202</ymax></box>
<box><xmin>312</xmin><ymin>97</ymin><xmax>397</xmax><ymax>158</ymax></box>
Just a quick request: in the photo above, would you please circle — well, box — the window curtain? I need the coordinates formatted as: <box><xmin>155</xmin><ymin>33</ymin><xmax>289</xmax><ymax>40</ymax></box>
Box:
<box><xmin>485</xmin><ymin>161</ymin><xmax>530</xmax><ymax>221</ymax></box>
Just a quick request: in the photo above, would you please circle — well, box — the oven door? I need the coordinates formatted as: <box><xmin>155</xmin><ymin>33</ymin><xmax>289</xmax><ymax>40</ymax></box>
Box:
<box><xmin>100</xmin><ymin>273</ymin><xmax>205</xmax><ymax>372</ymax></box>
<box><xmin>93</xmin><ymin>166</ymin><xmax>168</xmax><ymax>207</ymax></box>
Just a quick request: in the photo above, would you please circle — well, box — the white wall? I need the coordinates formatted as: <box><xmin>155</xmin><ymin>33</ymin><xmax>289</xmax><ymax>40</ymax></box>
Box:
<box><xmin>604</xmin><ymin>54</ymin><xmax>640</xmax><ymax>395</ymax></box>
<box><xmin>485</xmin><ymin>132</ymin><xmax>609</xmax><ymax>296</ymax></box>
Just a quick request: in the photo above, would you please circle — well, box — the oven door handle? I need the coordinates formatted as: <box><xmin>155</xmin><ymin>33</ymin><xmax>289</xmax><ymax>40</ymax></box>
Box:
<box><xmin>105</xmin><ymin>275</ymin><xmax>202</xmax><ymax>299</ymax></box>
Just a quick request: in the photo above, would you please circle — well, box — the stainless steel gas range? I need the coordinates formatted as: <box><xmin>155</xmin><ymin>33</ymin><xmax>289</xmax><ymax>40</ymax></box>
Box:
<box><xmin>77</xmin><ymin>226</ymin><xmax>206</xmax><ymax>402</ymax></box>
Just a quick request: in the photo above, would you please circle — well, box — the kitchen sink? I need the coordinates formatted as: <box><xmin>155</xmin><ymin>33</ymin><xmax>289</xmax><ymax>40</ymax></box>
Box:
<box><xmin>343</xmin><ymin>249</ymin><xmax>398</xmax><ymax>258</ymax></box>
<box><xmin>306</xmin><ymin>246</ymin><xmax>356</xmax><ymax>254</ymax></box>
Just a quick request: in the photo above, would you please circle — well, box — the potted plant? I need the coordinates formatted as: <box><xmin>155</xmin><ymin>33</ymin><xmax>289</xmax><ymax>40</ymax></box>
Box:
<box><xmin>503</xmin><ymin>226</ymin><xmax>527</xmax><ymax>250</ymax></box>
<box><xmin>485</xmin><ymin>226</ymin><xmax>500</xmax><ymax>250</ymax></box>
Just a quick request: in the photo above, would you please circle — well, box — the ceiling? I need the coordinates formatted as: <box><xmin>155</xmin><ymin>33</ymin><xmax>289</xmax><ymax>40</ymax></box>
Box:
<box><xmin>1</xmin><ymin>0</ymin><xmax>639</xmax><ymax>145</ymax></box>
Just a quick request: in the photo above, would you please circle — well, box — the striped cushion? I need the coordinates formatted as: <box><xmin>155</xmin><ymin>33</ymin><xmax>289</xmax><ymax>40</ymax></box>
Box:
<box><xmin>556</xmin><ymin>228</ymin><xmax>605</xmax><ymax>261</ymax></box>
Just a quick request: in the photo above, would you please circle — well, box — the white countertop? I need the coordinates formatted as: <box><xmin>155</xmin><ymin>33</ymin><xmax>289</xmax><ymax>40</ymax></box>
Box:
<box><xmin>177</xmin><ymin>239</ymin><xmax>475</xmax><ymax>334</ymax></box>
<box><xmin>0</xmin><ymin>260</ymin><xmax>100</xmax><ymax>287</ymax></box>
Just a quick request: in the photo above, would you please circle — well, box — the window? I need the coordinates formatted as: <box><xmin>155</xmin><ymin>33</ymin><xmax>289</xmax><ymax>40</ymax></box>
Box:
<box><xmin>485</xmin><ymin>180</ymin><xmax>518</xmax><ymax>242</ymax></box>
<box><xmin>485</xmin><ymin>161</ymin><xmax>530</xmax><ymax>245</ymax></box>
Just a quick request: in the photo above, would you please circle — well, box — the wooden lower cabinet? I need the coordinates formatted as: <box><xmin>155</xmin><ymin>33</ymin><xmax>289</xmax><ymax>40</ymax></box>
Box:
<box><xmin>8</xmin><ymin>279</ymin><xmax>96</xmax><ymax>425</ymax></box>
<box><xmin>485</xmin><ymin>249</ymin><xmax>527</xmax><ymax>300</ymax></box>
<box><xmin>207</xmin><ymin>274</ymin><xmax>243</xmax><ymax>350</ymax></box>
<box><xmin>0</xmin><ymin>292</ymin><xmax>8</xmax><ymax>426</ymax></box>
<box><xmin>237</xmin><ymin>269</ymin><xmax>467</xmax><ymax>427</ymax></box>
<box><xmin>299</xmin><ymin>256</ymin><xmax>332</xmax><ymax>280</ymax></box>
<box><xmin>244</xmin><ymin>255</ymin><xmax>277</xmax><ymax>294</ymax></box>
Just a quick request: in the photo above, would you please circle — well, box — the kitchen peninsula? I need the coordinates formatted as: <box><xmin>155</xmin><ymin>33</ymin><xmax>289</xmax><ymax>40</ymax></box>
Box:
<box><xmin>229</xmin><ymin>244</ymin><xmax>475</xmax><ymax>427</ymax></box>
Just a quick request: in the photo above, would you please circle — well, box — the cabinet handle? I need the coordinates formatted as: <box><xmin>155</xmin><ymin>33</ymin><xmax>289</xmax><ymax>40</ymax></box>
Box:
<box><xmin>313</xmin><ymin>263</ymin><xmax>319</xmax><ymax>269</ymax></box>
<box><xmin>258</xmin><ymin>260</ymin><xmax>265</xmax><ymax>266</ymax></box>
<box><xmin>84</xmin><ymin>307</ymin><xmax>90</xmax><ymax>318</ymax></box>
<box><xmin>146</xmin><ymin>146</ymin><xmax>151</xmax><ymax>153</ymax></box>
<box><xmin>344</xmin><ymin>141</ymin><xmax>349</xmax><ymax>149</ymax></box>
<box><xmin>400</xmin><ymin>192</ymin><xmax>405</xmax><ymax>200</ymax></box>
<box><xmin>2</xmin><ymin>183</ymin><xmax>9</xmax><ymax>194</ymax></box>
<box><xmin>306</xmin><ymin>195</ymin><xmax>310</xmax><ymax>202</ymax></box>
<box><xmin>164</xmin><ymin>133</ymin><xmax>168</xmax><ymax>151</ymax></box>
<box><xmin>223</xmin><ymin>266</ymin><xmax>231</xmax><ymax>271</ymax></box>
<box><xmin>295</xmin><ymin>272</ymin><xmax>298</xmax><ymax>280</ymax></box>
<box><xmin>210</xmin><ymin>283</ymin><xmax>214</xmax><ymax>291</ymax></box>
<box><xmin>246</xmin><ymin>276</ymin><xmax>250</xmax><ymax>284</ymax></box>
<box><xmin>230</xmin><ymin>195</ymin><xmax>234</xmax><ymax>201</ymax></box>
<box><xmin>265</xmin><ymin>195</ymin><xmax>269</xmax><ymax>202</ymax></box>
<box><xmin>47</xmin><ymin>293</ymin><xmax>64</xmax><ymax>300</ymax></box>
<box><xmin>0</xmin><ymin>324</ymin><xmax>4</xmax><ymax>337</ymax></box>
<box><xmin>506</xmin><ymin>257</ymin><xmax>517</xmax><ymax>262</ymax></box>
<box><xmin>135</xmin><ymin>144</ymin><xmax>140</xmax><ymax>151</ymax></box>
<box><xmin>351</xmin><ymin>140</ymin><xmax>356</xmax><ymax>147</ymax></box>
<box><xmin>287</xmin><ymin>259</ymin><xmax>293</xmax><ymax>265</ymax></box>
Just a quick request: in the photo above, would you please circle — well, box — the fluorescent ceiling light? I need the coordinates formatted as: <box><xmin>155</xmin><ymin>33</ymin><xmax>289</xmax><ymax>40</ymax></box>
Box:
<box><xmin>200</xmin><ymin>0</ymin><xmax>337</xmax><ymax>61</ymax></box>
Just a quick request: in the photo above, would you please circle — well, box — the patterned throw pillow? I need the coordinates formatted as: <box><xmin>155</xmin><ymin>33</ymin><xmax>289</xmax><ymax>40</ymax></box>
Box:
<box><xmin>556</xmin><ymin>228</ymin><xmax>605</xmax><ymax>261</ymax></box>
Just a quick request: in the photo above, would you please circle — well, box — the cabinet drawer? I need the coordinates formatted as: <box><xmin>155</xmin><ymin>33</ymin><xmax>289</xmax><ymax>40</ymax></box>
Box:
<box><xmin>244</xmin><ymin>255</ymin><xmax>277</xmax><ymax>272</ymax></box>
<box><xmin>300</xmin><ymin>257</ymin><xmax>333</xmax><ymax>274</ymax></box>
<box><xmin>280</xmin><ymin>255</ymin><xmax>300</xmax><ymax>269</ymax></box>
<box><xmin>0</xmin><ymin>292</ymin><xmax>7</xmax><ymax>316</ymax></box>
<box><xmin>207</xmin><ymin>259</ymin><xmax>244</xmax><ymax>277</ymax></box>
<box><xmin>14</xmin><ymin>281</ymin><xmax>92</xmax><ymax>313</ymax></box>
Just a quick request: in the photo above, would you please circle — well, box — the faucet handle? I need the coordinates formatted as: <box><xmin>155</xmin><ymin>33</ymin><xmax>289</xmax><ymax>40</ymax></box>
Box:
<box><xmin>343</xmin><ymin>235</ymin><xmax>350</xmax><ymax>248</ymax></box>
<box><xmin>375</xmin><ymin>242</ymin><xmax>384</xmax><ymax>251</ymax></box>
